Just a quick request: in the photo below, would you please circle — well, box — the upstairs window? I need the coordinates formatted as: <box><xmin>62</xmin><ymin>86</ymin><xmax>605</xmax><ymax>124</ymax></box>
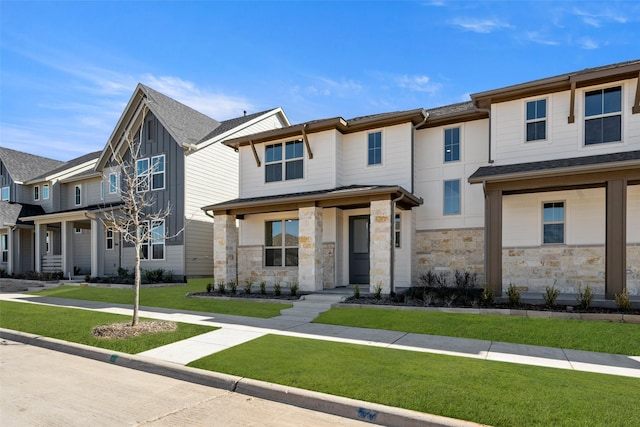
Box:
<box><xmin>368</xmin><ymin>131</ymin><xmax>382</xmax><ymax>165</ymax></box>
<box><xmin>138</xmin><ymin>220</ymin><xmax>165</xmax><ymax>260</ymax></box>
<box><xmin>109</xmin><ymin>173</ymin><xmax>118</xmax><ymax>194</ymax></box>
<box><xmin>443</xmin><ymin>179</ymin><xmax>461</xmax><ymax>215</ymax></box>
<box><xmin>585</xmin><ymin>87</ymin><xmax>621</xmax><ymax>145</ymax></box>
<box><xmin>444</xmin><ymin>127</ymin><xmax>460</xmax><ymax>162</ymax></box>
<box><xmin>136</xmin><ymin>158</ymin><xmax>150</xmax><ymax>192</ymax></box>
<box><xmin>265</xmin><ymin>219</ymin><xmax>299</xmax><ymax>266</ymax></box>
<box><xmin>526</xmin><ymin>99</ymin><xmax>546</xmax><ymax>141</ymax></box>
<box><xmin>1</xmin><ymin>186</ymin><xmax>9</xmax><ymax>201</ymax></box>
<box><xmin>43</xmin><ymin>184</ymin><xmax>49</xmax><ymax>200</ymax></box>
<box><xmin>74</xmin><ymin>185</ymin><xmax>81</xmax><ymax>206</ymax></box>
<box><xmin>265</xmin><ymin>140</ymin><xmax>303</xmax><ymax>182</ymax></box>
<box><xmin>34</xmin><ymin>186</ymin><xmax>40</xmax><ymax>201</ymax></box>
<box><xmin>1</xmin><ymin>234</ymin><xmax>7</xmax><ymax>262</ymax></box>
<box><xmin>151</xmin><ymin>155</ymin><xmax>165</xmax><ymax>190</ymax></box>
<box><xmin>543</xmin><ymin>202</ymin><xmax>564</xmax><ymax>244</ymax></box>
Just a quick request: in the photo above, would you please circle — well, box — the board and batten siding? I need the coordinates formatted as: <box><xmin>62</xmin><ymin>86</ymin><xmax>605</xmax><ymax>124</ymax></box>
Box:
<box><xmin>339</xmin><ymin>123</ymin><xmax>412</xmax><ymax>189</ymax></box>
<box><xmin>121</xmin><ymin>245</ymin><xmax>185</xmax><ymax>276</ymax></box>
<box><xmin>491</xmin><ymin>77</ymin><xmax>640</xmax><ymax>165</ymax></box>
<box><xmin>239</xmin><ymin>130</ymin><xmax>338</xmax><ymax>199</ymax></box>
<box><xmin>413</xmin><ymin>119</ymin><xmax>488</xmax><ymax>231</ymax></box>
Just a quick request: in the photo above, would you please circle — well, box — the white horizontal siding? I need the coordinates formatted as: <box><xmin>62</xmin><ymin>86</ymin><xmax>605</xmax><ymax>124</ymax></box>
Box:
<box><xmin>413</xmin><ymin>119</ymin><xmax>488</xmax><ymax>231</ymax></box>
<box><xmin>492</xmin><ymin>77</ymin><xmax>640</xmax><ymax>165</ymax></box>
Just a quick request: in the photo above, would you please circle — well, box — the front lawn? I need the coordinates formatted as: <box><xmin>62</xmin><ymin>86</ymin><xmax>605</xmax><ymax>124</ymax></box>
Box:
<box><xmin>188</xmin><ymin>334</ymin><xmax>640</xmax><ymax>427</ymax></box>
<box><xmin>31</xmin><ymin>278</ymin><xmax>291</xmax><ymax>318</ymax></box>
<box><xmin>314</xmin><ymin>307</ymin><xmax>640</xmax><ymax>355</ymax></box>
<box><xmin>0</xmin><ymin>300</ymin><xmax>215</xmax><ymax>353</ymax></box>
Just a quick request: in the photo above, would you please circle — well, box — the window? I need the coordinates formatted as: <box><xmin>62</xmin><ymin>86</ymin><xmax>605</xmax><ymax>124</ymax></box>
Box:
<box><xmin>1</xmin><ymin>234</ymin><xmax>8</xmax><ymax>263</ymax></box>
<box><xmin>443</xmin><ymin>179</ymin><xmax>461</xmax><ymax>215</ymax></box>
<box><xmin>585</xmin><ymin>86</ymin><xmax>621</xmax><ymax>145</ymax></box>
<box><xmin>139</xmin><ymin>220</ymin><xmax>165</xmax><ymax>260</ymax></box>
<box><xmin>265</xmin><ymin>140</ymin><xmax>303</xmax><ymax>182</ymax></box>
<box><xmin>526</xmin><ymin>99</ymin><xmax>546</xmax><ymax>141</ymax></box>
<box><xmin>1</xmin><ymin>186</ymin><xmax>9</xmax><ymax>201</ymax></box>
<box><xmin>146</xmin><ymin>119</ymin><xmax>155</xmax><ymax>142</ymax></box>
<box><xmin>34</xmin><ymin>186</ymin><xmax>40</xmax><ymax>201</ymax></box>
<box><xmin>75</xmin><ymin>227</ymin><xmax>82</xmax><ymax>234</ymax></box>
<box><xmin>543</xmin><ymin>202</ymin><xmax>564</xmax><ymax>244</ymax></box>
<box><xmin>444</xmin><ymin>127</ymin><xmax>460</xmax><ymax>162</ymax></box>
<box><xmin>151</xmin><ymin>155</ymin><xmax>165</xmax><ymax>190</ymax></box>
<box><xmin>106</xmin><ymin>228</ymin><xmax>114</xmax><ymax>250</ymax></box>
<box><xmin>74</xmin><ymin>185</ymin><xmax>81</xmax><ymax>206</ymax></box>
<box><xmin>394</xmin><ymin>214</ymin><xmax>401</xmax><ymax>248</ymax></box>
<box><xmin>45</xmin><ymin>232</ymin><xmax>50</xmax><ymax>254</ymax></box>
<box><xmin>265</xmin><ymin>219</ymin><xmax>299</xmax><ymax>266</ymax></box>
<box><xmin>368</xmin><ymin>131</ymin><xmax>382</xmax><ymax>165</ymax></box>
<box><xmin>136</xmin><ymin>158</ymin><xmax>150</xmax><ymax>192</ymax></box>
<box><xmin>43</xmin><ymin>184</ymin><xmax>49</xmax><ymax>200</ymax></box>
<box><xmin>109</xmin><ymin>172</ymin><xmax>118</xmax><ymax>194</ymax></box>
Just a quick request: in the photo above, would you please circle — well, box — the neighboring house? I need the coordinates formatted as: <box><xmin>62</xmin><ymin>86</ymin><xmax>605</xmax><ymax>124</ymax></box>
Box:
<box><xmin>0</xmin><ymin>147</ymin><xmax>65</xmax><ymax>274</ymax></box>
<box><xmin>204</xmin><ymin>60</ymin><xmax>640</xmax><ymax>299</ymax></box>
<box><xmin>17</xmin><ymin>83</ymin><xmax>288</xmax><ymax>279</ymax></box>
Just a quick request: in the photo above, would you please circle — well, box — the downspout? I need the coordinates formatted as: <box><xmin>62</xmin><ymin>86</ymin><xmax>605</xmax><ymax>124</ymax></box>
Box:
<box><xmin>412</xmin><ymin>111</ymin><xmax>430</xmax><ymax>194</ymax></box>
<box><xmin>474</xmin><ymin>103</ymin><xmax>492</xmax><ymax>164</ymax></box>
<box><xmin>389</xmin><ymin>192</ymin><xmax>406</xmax><ymax>295</ymax></box>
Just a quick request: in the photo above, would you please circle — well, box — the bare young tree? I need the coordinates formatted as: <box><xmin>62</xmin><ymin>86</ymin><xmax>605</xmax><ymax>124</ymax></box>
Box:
<box><xmin>100</xmin><ymin>107</ymin><xmax>178</xmax><ymax>326</ymax></box>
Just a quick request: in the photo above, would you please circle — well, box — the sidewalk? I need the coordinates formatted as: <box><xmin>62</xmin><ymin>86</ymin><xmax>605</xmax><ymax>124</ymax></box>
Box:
<box><xmin>2</xmin><ymin>292</ymin><xmax>639</xmax><ymax>378</ymax></box>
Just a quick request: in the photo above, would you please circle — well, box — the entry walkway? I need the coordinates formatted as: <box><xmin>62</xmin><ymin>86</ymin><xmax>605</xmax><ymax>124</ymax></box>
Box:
<box><xmin>1</xmin><ymin>292</ymin><xmax>639</xmax><ymax>378</ymax></box>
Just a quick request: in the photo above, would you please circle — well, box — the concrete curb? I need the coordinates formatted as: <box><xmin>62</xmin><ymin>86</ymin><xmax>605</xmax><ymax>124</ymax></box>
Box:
<box><xmin>0</xmin><ymin>328</ymin><xmax>486</xmax><ymax>427</ymax></box>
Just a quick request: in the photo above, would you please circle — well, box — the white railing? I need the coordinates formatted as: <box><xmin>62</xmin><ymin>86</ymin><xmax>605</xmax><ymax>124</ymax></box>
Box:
<box><xmin>41</xmin><ymin>255</ymin><xmax>63</xmax><ymax>273</ymax></box>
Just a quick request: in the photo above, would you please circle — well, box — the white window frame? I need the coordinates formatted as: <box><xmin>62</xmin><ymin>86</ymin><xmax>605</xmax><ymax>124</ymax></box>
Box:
<box><xmin>109</xmin><ymin>172</ymin><xmax>118</xmax><ymax>194</ymax></box>
<box><xmin>584</xmin><ymin>86</ymin><xmax>622</xmax><ymax>146</ymax></box>
<box><xmin>367</xmin><ymin>131</ymin><xmax>383</xmax><ymax>166</ymax></box>
<box><xmin>444</xmin><ymin>127</ymin><xmax>460</xmax><ymax>162</ymax></box>
<box><xmin>542</xmin><ymin>201</ymin><xmax>565</xmax><ymax>245</ymax></box>
<box><xmin>1</xmin><ymin>234</ymin><xmax>8</xmax><ymax>263</ymax></box>
<box><xmin>74</xmin><ymin>185</ymin><xmax>81</xmax><ymax>206</ymax></box>
<box><xmin>1</xmin><ymin>186</ymin><xmax>9</xmax><ymax>201</ymax></box>
<box><xmin>443</xmin><ymin>179</ymin><xmax>461</xmax><ymax>216</ymax></box>
<box><xmin>394</xmin><ymin>213</ymin><xmax>401</xmax><ymax>248</ymax></box>
<box><xmin>138</xmin><ymin>220</ymin><xmax>165</xmax><ymax>260</ymax></box>
<box><xmin>34</xmin><ymin>185</ymin><xmax>40</xmax><ymax>201</ymax></box>
<box><xmin>151</xmin><ymin>155</ymin><xmax>165</xmax><ymax>191</ymax></box>
<box><xmin>106</xmin><ymin>228</ymin><xmax>114</xmax><ymax>250</ymax></box>
<box><xmin>75</xmin><ymin>227</ymin><xmax>82</xmax><ymax>234</ymax></box>
<box><xmin>525</xmin><ymin>98</ymin><xmax>547</xmax><ymax>142</ymax></box>
<box><xmin>264</xmin><ymin>140</ymin><xmax>304</xmax><ymax>183</ymax></box>
<box><xmin>136</xmin><ymin>158</ymin><xmax>150</xmax><ymax>193</ymax></box>
<box><xmin>43</xmin><ymin>184</ymin><xmax>49</xmax><ymax>200</ymax></box>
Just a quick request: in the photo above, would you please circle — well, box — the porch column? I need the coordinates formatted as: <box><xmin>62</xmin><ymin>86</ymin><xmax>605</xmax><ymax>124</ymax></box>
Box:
<box><xmin>91</xmin><ymin>219</ymin><xmax>104</xmax><ymax>278</ymax></box>
<box><xmin>370</xmin><ymin>199</ymin><xmax>393</xmax><ymax>294</ymax></box>
<box><xmin>605</xmin><ymin>179</ymin><xmax>626</xmax><ymax>299</ymax></box>
<box><xmin>34</xmin><ymin>223</ymin><xmax>46</xmax><ymax>273</ymax></box>
<box><xmin>213</xmin><ymin>214</ymin><xmax>237</xmax><ymax>284</ymax></box>
<box><xmin>298</xmin><ymin>205</ymin><xmax>323</xmax><ymax>292</ymax></box>
<box><xmin>61</xmin><ymin>221</ymin><xmax>73</xmax><ymax>278</ymax></box>
<box><xmin>7</xmin><ymin>228</ymin><xmax>14</xmax><ymax>275</ymax></box>
<box><xmin>485</xmin><ymin>188</ymin><xmax>503</xmax><ymax>295</ymax></box>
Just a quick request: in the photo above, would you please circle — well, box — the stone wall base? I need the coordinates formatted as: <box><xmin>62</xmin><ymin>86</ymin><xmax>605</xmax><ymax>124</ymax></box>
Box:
<box><xmin>416</xmin><ymin>228</ymin><xmax>485</xmax><ymax>282</ymax></box>
<box><xmin>323</xmin><ymin>242</ymin><xmax>335</xmax><ymax>289</ymax></box>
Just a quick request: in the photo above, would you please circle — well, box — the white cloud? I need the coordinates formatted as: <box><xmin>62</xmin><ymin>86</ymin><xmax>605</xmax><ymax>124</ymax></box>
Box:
<box><xmin>396</xmin><ymin>75</ymin><xmax>441</xmax><ymax>94</ymax></box>
<box><xmin>525</xmin><ymin>31</ymin><xmax>560</xmax><ymax>46</ymax></box>
<box><xmin>578</xmin><ymin>37</ymin><xmax>599</xmax><ymax>50</ymax></box>
<box><xmin>450</xmin><ymin>18</ymin><xmax>513</xmax><ymax>34</ymax></box>
<box><xmin>300</xmin><ymin>76</ymin><xmax>363</xmax><ymax>98</ymax></box>
<box><xmin>573</xmin><ymin>8</ymin><xmax>628</xmax><ymax>27</ymax></box>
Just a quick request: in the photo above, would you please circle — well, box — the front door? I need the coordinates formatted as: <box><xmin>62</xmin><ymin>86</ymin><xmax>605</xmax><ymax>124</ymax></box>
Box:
<box><xmin>349</xmin><ymin>215</ymin><xmax>370</xmax><ymax>284</ymax></box>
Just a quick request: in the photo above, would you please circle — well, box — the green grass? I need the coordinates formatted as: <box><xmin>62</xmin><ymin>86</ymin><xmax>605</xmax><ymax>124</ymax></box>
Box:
<box><xmin>188</xmin><ymin>335</ymin><xmax>640</xmax><ymax>427</ymax></box>
<box><xmin>0</xmin><ymin>300</ymin><xmax>215</xmax><ymax>353</ymax></box>
<box><xmin>31</xmin><ymin>278</ymin><xmax>291</xmax><ymax>318</ymax></box>
<box><xmin>314</xmin><ymin>307</ymin><xmax>640</xmax><ymax>355</ymax></box>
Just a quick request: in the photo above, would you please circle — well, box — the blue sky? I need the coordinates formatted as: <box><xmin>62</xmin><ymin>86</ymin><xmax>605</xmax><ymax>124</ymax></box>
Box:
<box><xmin>1</xmin><ymin>1</ymin><xmax>638</xmax><ymax>161</ymax></box>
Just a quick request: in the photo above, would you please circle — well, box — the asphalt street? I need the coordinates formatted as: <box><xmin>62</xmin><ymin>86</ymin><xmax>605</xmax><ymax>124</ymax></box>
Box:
<box><xmin>0</xmin><ymin>339</ymin><xmax>370</xmax><ymax>427</ymax></box>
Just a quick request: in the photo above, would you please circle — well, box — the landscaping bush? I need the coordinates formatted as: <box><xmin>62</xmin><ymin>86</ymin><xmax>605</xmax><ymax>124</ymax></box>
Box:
<box><xmin>274</xmin><ymin>282</ymin><xmax>281</xmax><ymax>296</ymax></box>
<box><xmin>506</xmin><ymin>283</ymin><xmax>520</xmax><ymax>307</ymax></box>
<box><xmin>228</xmin><ymin>281</ymin><xmax>237</xmax><ymax>295</ymax></box>
<box><xmin>577</xmin><ymin>285</ymin><xmax>594</xmax><ymax>310</ymax></box>
<box><xmin>290</xmin><ymin>282</ymin><xmax>299</xmax><ymax>297</ymax></box>
<box><xmin>244</xmin><ymin>281</ymin><xmax>253</xmax><ymax>295</ymax></box>
<box><xmin>542</xmin><ymin>285</ymin><xmax>560</xmax><ymax>308</ymax></box>
<box><xmin>217</xmin><ymin>280</ymin><xmax>226</xmax><ymax>295</ymax></box>
<box><xmin>615</xmin><ymin>288</ymin><xmax>631</xmax><ymax>312</ymax></box>
<box><xmin>260</xmin><ymin>281</ymin><xmax>267</xmax><ymax>295</ymax></box>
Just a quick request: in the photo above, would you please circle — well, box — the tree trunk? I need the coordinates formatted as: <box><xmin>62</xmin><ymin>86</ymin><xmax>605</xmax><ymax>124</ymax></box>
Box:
<box><xmin>132</xmin><ymin>243</ymin><xmax>141</xmax><ymax>326</ymax></box>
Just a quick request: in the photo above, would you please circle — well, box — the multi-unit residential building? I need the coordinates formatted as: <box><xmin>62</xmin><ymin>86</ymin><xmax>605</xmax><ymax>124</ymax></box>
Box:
<box><xmin>204</xmin><ymin>60</ymin><xmax>640</xmax><ymax>299</ymax></box>
<box><xmin>0</xmin><ymin>84</ymin><xmax>288</xmax><ymax>279</ymax></box>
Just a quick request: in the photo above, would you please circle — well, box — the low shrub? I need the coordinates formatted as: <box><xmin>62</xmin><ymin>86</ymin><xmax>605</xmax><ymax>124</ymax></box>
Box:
<box><xmin>542</xmin><ymin>285</ymin><xmax>560</xmax><ymax>308</ymax></box>
<box><xmin>507</xmin><ymin>283</ymin><xmax>520</xmax><ymax>307</ymax></box>
<box><xmin>260</xmin><ymin>281</ymin><xmax>267</xmax><ymax>295</ymax></box>
<box><xmin>217</xmin><ymin>280</ymin><xmax>226</xmax><ymax>295</ymax></box>
<box><xmin>206</xmin><ymin>283</ymin><xmax>214</xmax><ymax>293</ymax></box>
<box><xmin>480</xmin><ymin>285</ymin><xmax>494</xmax><ymax>307</ymax></box>
<box><xmin>144</xmin><ymin>269</ymin><xmax>165</xmax><ymax>283</ymax></box>
<box><xmin>614</xmin><ymin>288</ymin><xmax>631</xmax><ymax>312</ymax></box>
<box><xmin>373</xmin><ymin>282</ymin><xmax>383</xmax><ymax>300</ymax></box>
<box><xmin>353</xmin><ymin>285</ymin><xmax>360</xmax><ymax>299</ymax></box>
<box><xmin>244</xmin><ymin>281</ymin><xmax>253</xmax><ymax>295</ymax></box>
<box><xmin>274</xmin><ymin>282</ymin><xmax>281</xmax><ymax>296</ymax></box>
<box><xmin>290</xmin><ymin>282</ymin><xmax>299</xmax><ymax>297</ymax></box>
<box><xmin>228</xmin><ymin>281</ymin><xmax>237</xmax><ymax>295</ymax></box>
<box><xmin>577</xmin><ymin>285</ymin><xmax>594</xmax><ymax>310</ymax></box>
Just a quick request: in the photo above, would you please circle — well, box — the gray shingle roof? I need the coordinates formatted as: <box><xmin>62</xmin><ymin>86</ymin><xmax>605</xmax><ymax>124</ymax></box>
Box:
<box><xmin>0</xmin><ymin>147</ymin><xmax>65</xmax><ymax>183</ymax></box>
<box><xmin>469</xmin><ymin>150</ymin><xmax>640</xmax><ymax>181</ymax></box>
<box><xmin>0</xmin><ymin>201</ymin><xmax>45</xmax><ymax>226</ymax></box>
<box><xmin>29</xmin><ymin>150</ymin><xmax>102</xmax><ymax>182</ymax></box>
<box><xmin>198</xmin><ymin>109</ymin><xmax>279</xmax><ymax>143</ymax></box>
<box><xmin>140</xmin><ymin>84</ymin><xmax>221</xmax><ymax>147</ymax></box>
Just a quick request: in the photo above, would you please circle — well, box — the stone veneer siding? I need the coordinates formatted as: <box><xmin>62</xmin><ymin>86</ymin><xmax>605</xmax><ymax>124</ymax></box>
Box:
<box><xmin>213</xmin><ymin>214</ymin><xmax>237</xmax><ymax>284</ymax></box>
<box><xmin>323</xmin><ymin>242</ymin><xmax>336</xmax><ymax>289</ymax></box>
<box><xmin>298</xmin><ymin>206</ymin><xmax>323</xmax><ymax>291</ymax></box>
<box><xmin>237</xmin><ymin>245</ymin><xmax>298</xmax><ymax>287</ymax></box>
<box><xmin>416</xmin><ymin>228</ymin><xmax>485</xmax><ymax>283</ymax></box>
<box><xmin>369</xmin><ymin>200</ymin><xmax>393</xmax><ymax>293</ymax></box>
